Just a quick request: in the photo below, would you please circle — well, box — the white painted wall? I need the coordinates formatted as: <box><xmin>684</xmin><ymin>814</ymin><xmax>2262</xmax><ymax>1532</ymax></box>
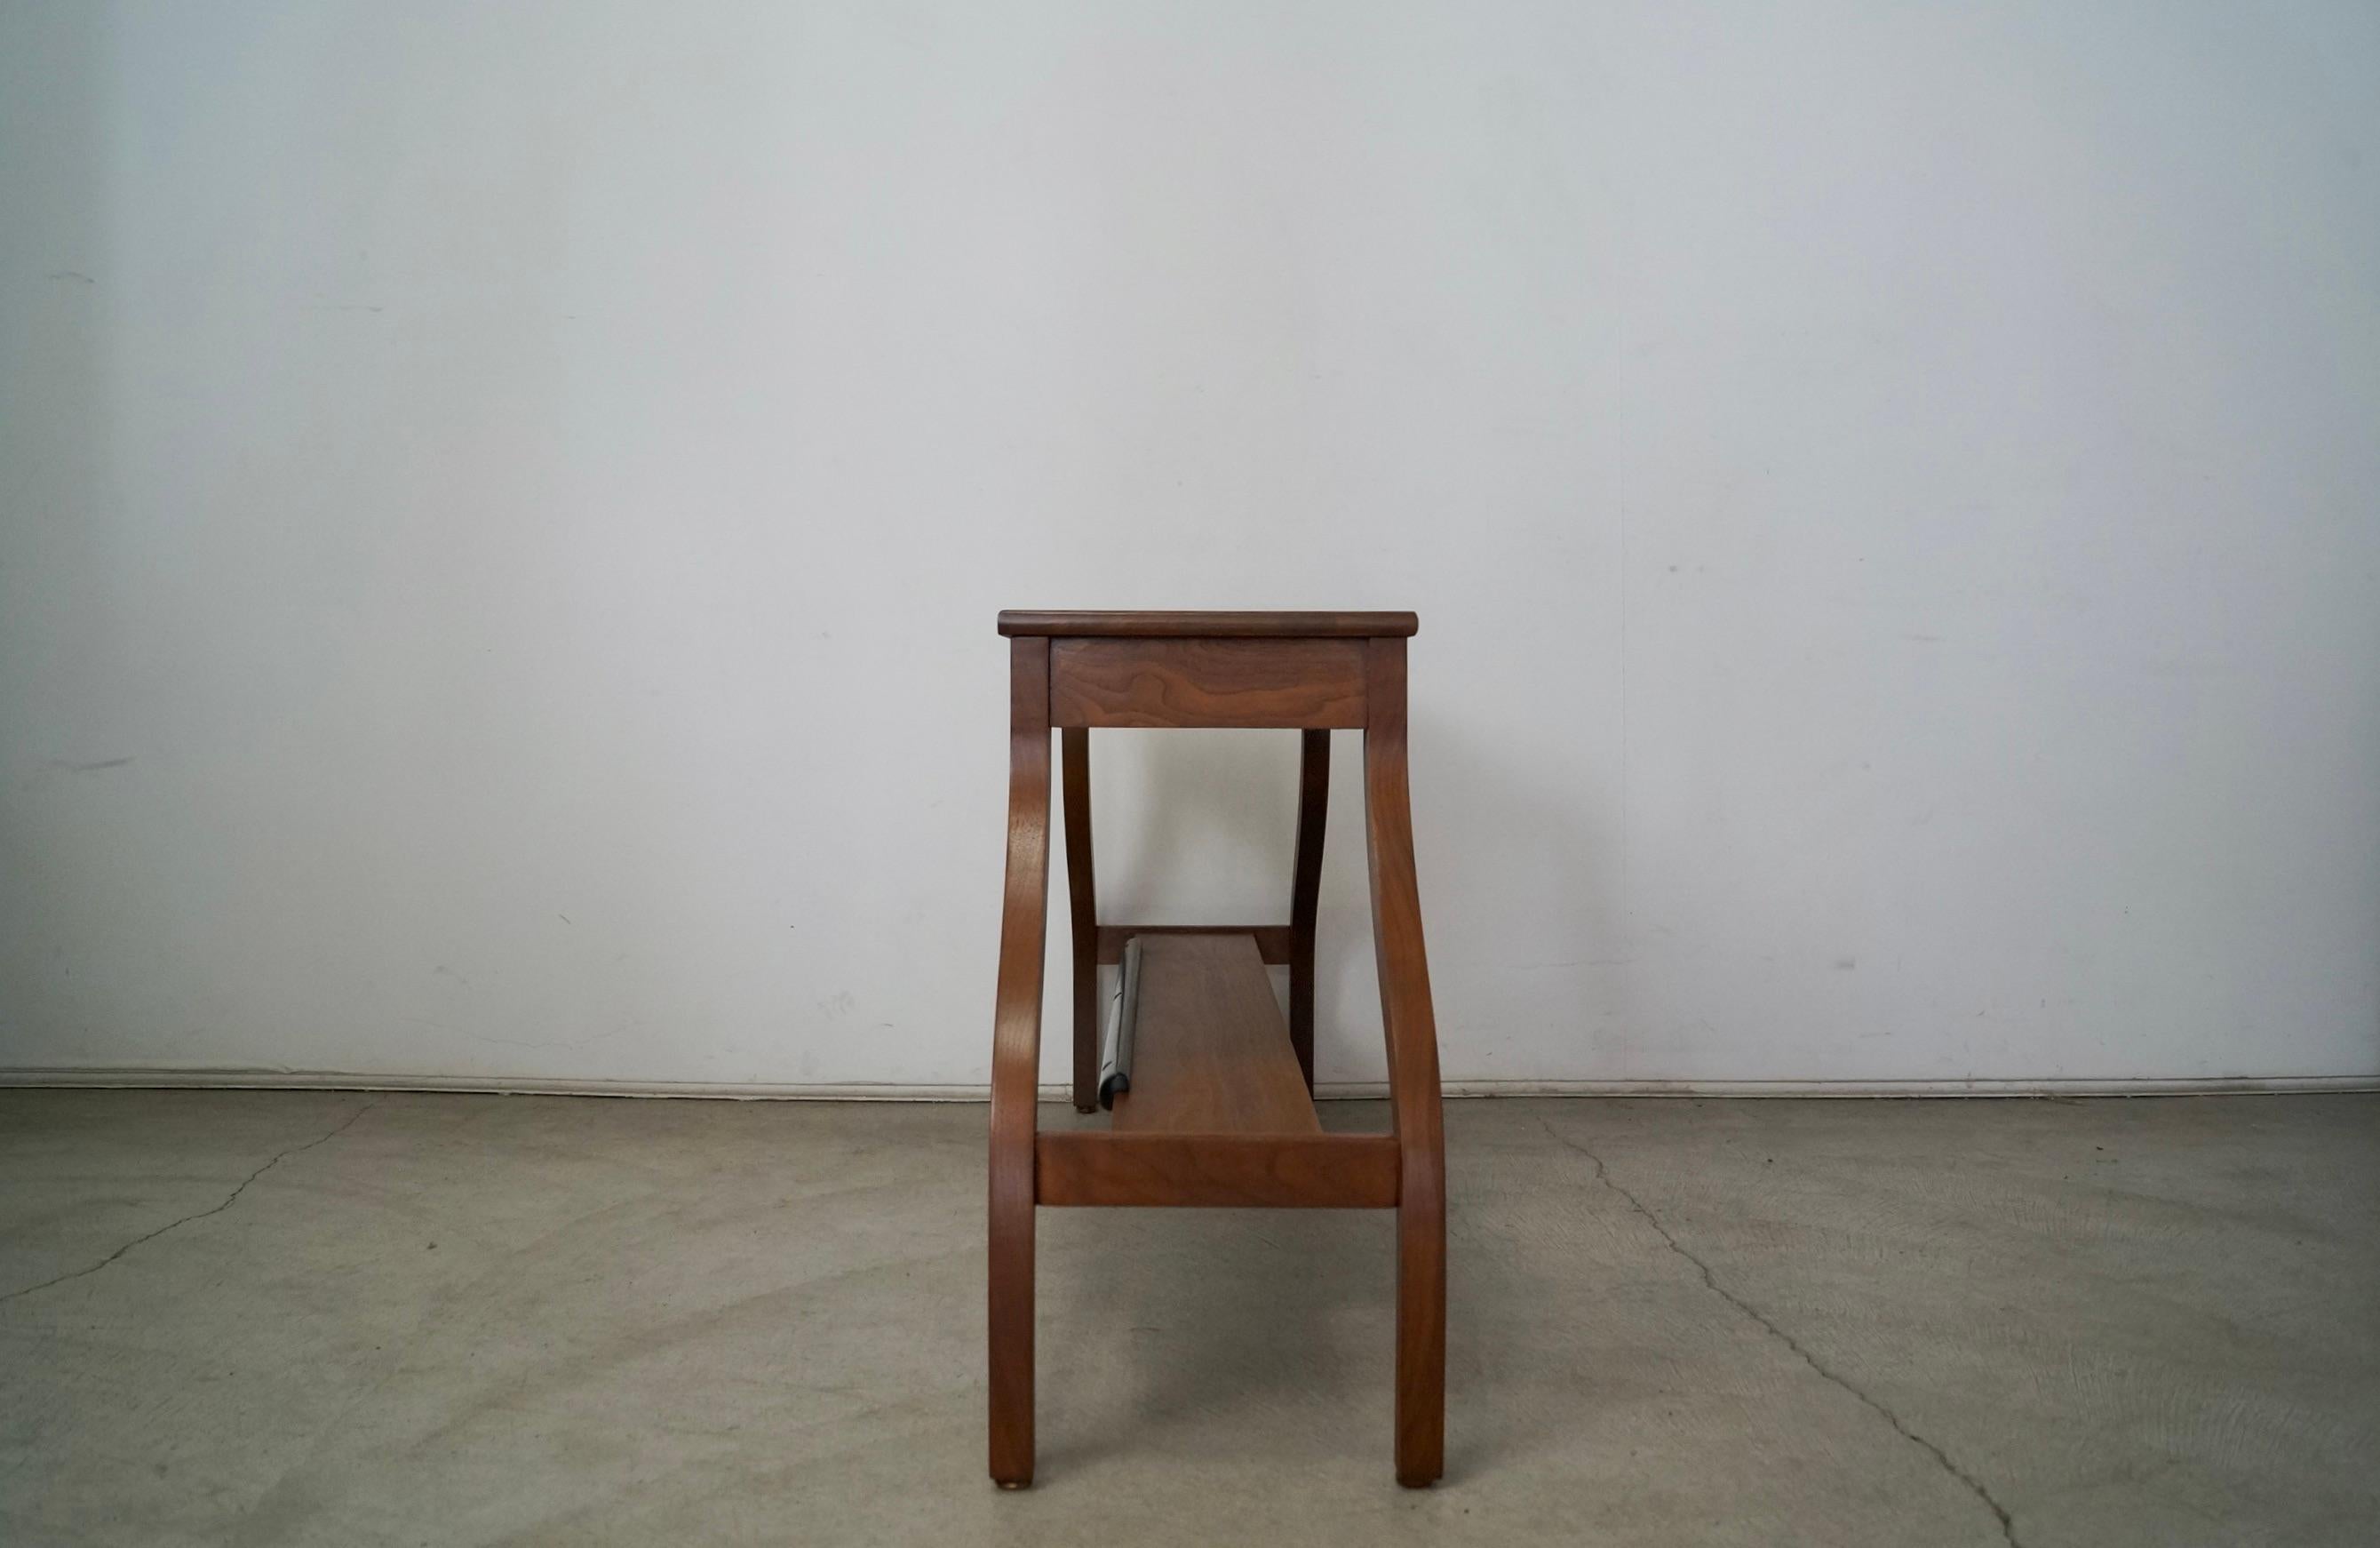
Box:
<box><xmin>4</xmin><ymin>1</ymin><xmax>2376</xmax><ymax>1090</ymax></box>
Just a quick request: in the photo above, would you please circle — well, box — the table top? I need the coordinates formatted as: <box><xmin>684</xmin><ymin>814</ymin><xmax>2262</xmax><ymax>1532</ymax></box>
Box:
<box><xmin>997</xmin><ymin>610</ymin><xmax>1418</xmax><ymax>638</ymax></box>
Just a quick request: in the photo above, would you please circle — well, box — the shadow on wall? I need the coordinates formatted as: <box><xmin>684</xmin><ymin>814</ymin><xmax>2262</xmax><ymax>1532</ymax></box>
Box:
<box><xmin>1061</xmin><ymin>705</ymin><xmax>1620</xmax><ymax>1088</ymax></box>
<box><xmin>1091</xmin><ymin>728</ymin><xmax>1299</xmax><ymax>929</ymax></box>
<box><xmin>1056</xmin><ymin>728</ymin><xmax>1302</xmax><ymax>1076</ymax></box>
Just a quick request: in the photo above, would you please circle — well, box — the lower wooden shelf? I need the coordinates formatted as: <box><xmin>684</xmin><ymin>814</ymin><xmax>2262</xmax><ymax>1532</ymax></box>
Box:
<box><xmin>1108</xmin><ymin>932</ymin><xmax>1317</xmax><ymax>1135</ymax></box>
<box><xmin>1035</xmin><ymin>930</ymin><xmax>1396</xmax><ymax>1209</ymax></box>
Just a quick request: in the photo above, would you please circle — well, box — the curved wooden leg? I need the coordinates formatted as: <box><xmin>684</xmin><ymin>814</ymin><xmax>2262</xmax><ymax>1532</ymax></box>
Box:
<box><xmin>990</xmin><ymin>639</ymin><xmax>1052</xmax><ymax>1488</ymax></box>
<box><xmin>1289</xmin><ymin>729</ymin><xmax>1329</xmax><ymax>1093</ymax></box>
<box><xmin>1394</xmin><ymin>1150</ymin><xmax>1446</xmax><ymax>1487</ymax></box>
<box><xmin>1062</xmin><ymin>728</ymin><xmax>1099</xmax><ymax>1113</ymax></box>
<box><xmin>1365</xmin><ymin>637</ymin><xmax>1445</xmax><ymax>1487</ymax></box>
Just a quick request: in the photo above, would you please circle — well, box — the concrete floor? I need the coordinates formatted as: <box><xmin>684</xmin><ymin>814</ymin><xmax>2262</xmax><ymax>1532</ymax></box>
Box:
<box><xmin>1</xmin><ymin>1093</ymin><xmax>2375</xmax><ymax>1547</ymax></box>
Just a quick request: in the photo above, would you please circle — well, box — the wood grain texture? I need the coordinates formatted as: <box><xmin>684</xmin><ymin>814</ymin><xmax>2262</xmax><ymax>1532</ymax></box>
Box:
<box><xmin>1048</xmin><ymin>637</ymin><xmax>1366</xmax><ymax>729</ymax></box>
<box><xmin>987</xmin><ymin>637</ymin><xmax>1050</xmax><ymax>1488</ymax></box>
<box><xmin>1097</xmin><ymin>924</ymin><xmax>1293</xmax><ymax>965</ymax></box>
<box><xmin>999</xmin><ymin>610</ymin><xmax>1417</xmax><ymax>638</ymax></box>
<box><xmin>1364</xmin><ymin>635</ymin><xmax>1447</xmax><ymax>1488</ymax></box>
<box><xmin>1061</xmin><ymin>728</ymin><xmax>1098</xmax><ymax>1114</ymax></box>
<box><xmin>1109</xmin><ymin>934</ymin><xmax>1318</xmax><ymax>1136</ymax></box>
<box><xmin>1289</xmin><ymin>729</ymin><xmax>1330</xmax><ymax>1093</ymax></box>
<box><xmin>1036</xmin><ymin>1132</ymin><xmax>1399</xmax><ymax>1208</ymax></box>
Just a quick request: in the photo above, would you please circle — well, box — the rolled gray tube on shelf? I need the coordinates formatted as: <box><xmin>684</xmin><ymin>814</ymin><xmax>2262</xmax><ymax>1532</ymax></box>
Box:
<box><xmin>1097</xmin><ymin>936</ymin><xmax>1143</xmax><ymax>1110</ymax></box>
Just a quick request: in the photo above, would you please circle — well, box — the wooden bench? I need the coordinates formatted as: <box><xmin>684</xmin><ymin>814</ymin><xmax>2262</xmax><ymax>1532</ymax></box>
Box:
<box><xmin>987</xmin><ymin>610</ymin><xmax>1445</xmax><ymax>1488</ymax></box>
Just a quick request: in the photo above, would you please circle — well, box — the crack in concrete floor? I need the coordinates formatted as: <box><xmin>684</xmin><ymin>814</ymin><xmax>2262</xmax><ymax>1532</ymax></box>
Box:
<box><xmin>1540</xmin><ymin>1117</ymin><xmax>2022</xmax><ymax>1548</ymax></box>
<box><xmin>0</xmin><ymin>1097</ymin><xmax>383</xmax><ymax>1305</ymax></box>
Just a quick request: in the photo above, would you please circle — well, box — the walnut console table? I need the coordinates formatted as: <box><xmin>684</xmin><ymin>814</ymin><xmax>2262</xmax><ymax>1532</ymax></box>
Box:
<box><xmin>986</xmin><ymin>610</ymin><xmax>1445</xmax><ymax>1488</ymax></box>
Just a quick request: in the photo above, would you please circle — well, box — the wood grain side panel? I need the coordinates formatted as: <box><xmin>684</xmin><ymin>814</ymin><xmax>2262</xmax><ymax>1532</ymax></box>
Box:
<box><xmin>1048</xmin><ymin>638</ymin><xmax>1367</xmax><ymax>729</ymax></box>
